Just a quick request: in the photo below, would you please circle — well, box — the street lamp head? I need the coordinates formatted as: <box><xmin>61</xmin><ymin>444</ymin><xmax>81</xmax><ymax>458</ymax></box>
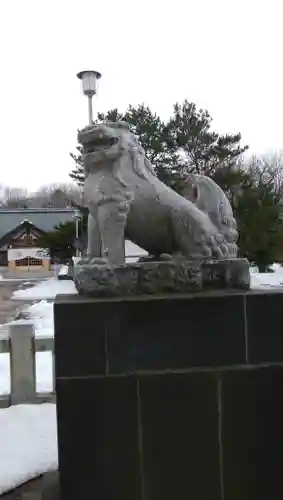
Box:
<box><xmin>73</xmin><ymin>209</ymin><xmax>82</xmax><ymax>219</ymax></box>
<box><xmin>77</xmin><ymin>70</ymin><xmax>101</xmax><ymax>97</ymax></box>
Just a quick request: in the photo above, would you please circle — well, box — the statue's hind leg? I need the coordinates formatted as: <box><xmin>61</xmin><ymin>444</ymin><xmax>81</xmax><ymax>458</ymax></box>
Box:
<box><xmin>172</xmin><ymin>204</ymin><xmax>229</xmax><ymax>260</ymax></box>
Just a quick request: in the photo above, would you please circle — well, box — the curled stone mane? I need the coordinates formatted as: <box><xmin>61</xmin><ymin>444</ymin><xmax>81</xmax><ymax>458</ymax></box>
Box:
<box><xmin>107</xmin><ymin>121</ymin><xmax>157</xmax><ymax>181</ymax></box>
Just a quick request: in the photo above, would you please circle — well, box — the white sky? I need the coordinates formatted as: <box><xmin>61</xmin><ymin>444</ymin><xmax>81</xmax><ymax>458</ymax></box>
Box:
<box><xmin>0</xmin><ymin>0</ymin><xmax>282</xmax><ymax>190</ymax></box>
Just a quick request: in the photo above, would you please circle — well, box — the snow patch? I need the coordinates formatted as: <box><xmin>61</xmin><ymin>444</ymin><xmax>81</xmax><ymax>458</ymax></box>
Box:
<box><xmin>125</xmin><ymin>240</ymin><xmax>147</xmax><ymax>262</ymax></box>
<box><xmin>26</xmin><ymin>301</ymin><xmax>54</xmax><ymax>338</ymax></box>
<box><xmin>269</xmin><ymin>262</ymin><xmax>283</xmax><ymax>272</ymax></box>
<box><xmin>0</xmin><ymin>354</ymin><xmax>9</xmax><ymax>395</ymax></box>
<box><xmin>0</xmin><ymin>404</ymin><xmax>57</xmax><ymax>495</ymax></box>
<box><xmin>0</xmin><ymin>265</ymin><xmax>283</xmax><ymax>494</ymax></box>
<box><xmin>0</xmin><ymin>350</ymin><xmax>52</xmax><ymax>395</ymax></box>
<box><xmin>72</xmin><ymin>256</ymin><xmax>81</xmax><ymax>265</ymax></box>
<box><xmin>12</xmin><ymin>277</ymin><xmax>77</xmax><ymax>300</ymax></box>
<box><xmin>5</xmin><ymin>301</ymin><xmax>54</xmax><ymax>338</ymax></box>
<box><xmin>250</xmin><ymin>263</ymin><xmax>283</xmax><ymax>289</ymax></box>
<box><xmin>251</xmin><ymin>272</ymin><xmax>283</xmax><ymax>289</ymax></box>
<box><xmin>0</xmin><ymin>300</ymin><xmax>55</xmax><ymax>395</ymax></box>
<box><xmin>58</xmin><ymin>265</ymin><xmax>69</xmax><ymax>276</ymax></box>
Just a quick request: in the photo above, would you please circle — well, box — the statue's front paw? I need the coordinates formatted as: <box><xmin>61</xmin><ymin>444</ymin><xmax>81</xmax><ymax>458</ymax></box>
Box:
<box><xmin>209</xmin><ymin>234</ymin><xmax>229</xmax><ymax>259</ymax></box>
<box><xmin>196</xmin><ymin>229</ymin><xmax>229</xmax><ymax>260</ymax></box>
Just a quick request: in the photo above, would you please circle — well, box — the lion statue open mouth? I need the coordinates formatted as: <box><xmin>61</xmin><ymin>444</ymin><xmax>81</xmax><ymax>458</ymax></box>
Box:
<box><xmin>78</xmin><ymin>122</ymin><xmax>121</xmax><ymax>166</ymax></box>
<box><xmin>78</xmin><ymin>121</ymin><xmax>238</xmax><ymax>265</ymax></box>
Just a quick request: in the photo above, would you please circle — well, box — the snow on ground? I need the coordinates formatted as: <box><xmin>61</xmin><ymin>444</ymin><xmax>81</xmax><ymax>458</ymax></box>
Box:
<box><xmin>5</xmin><ymin>301</ymin><xmax>55</xmax><ymax>338</ymax></box>
<box><xmin>269</xmin><ymin>263</ymin><xmax>283</xmax><ymax>272</ymax></box>
<box><xmin>0</xmin><ymin>278</ymin><xmax>77</xmax><ymax>396</ymax></box>
<box><xmin>0</xmin><ymin>349</ymin><xmax>52</xmax><ymax>397</ymax></box>
<box><xmin>125</xmin><ymin>240</ymin><xmax>148</xmax><ymax>262</ymax></box>
<box><xmin>1</xmin><ymin>267</ymin><xmax>283</xmax><ymax>396</ymax></box>
<box><xmin>0</xmin><ymin>355</ymin><xmax>9</xmax><ymax>395</ymax></box>
<box><xmin>0</xmin><ymin>266</ymin><xmax>283</xmax><ymax>494</ymax></box>
<box><xmin>0</xmin><ymin>277</ymin><xmax>62</xmax><ymax>493</ymax></box>
<box><xmin>251</xmin><ymin>272</ymin><xmax>283</xmax><ymax>289</ymax></box>
<box><xmin>0</xmin><ymin>276</ymin><xmax>29</xmax><ymax>282</ymax></box>
<box><xmin>251</xmin><ymin>263</ymin><xmax>283</xmax><ymax>289</ymax></box>
<box><xmin>0</xmin><ymin>300</ymin><xmax>55</xmax><ymax>394</ymax></box>
<box><xmin>24</xmin><ymin>300</ymin><xmax>54</xmax><ymax>338</ymax></box>
<box><xmin>0</xmin><ymin>404</ymin><xmax>57</xmax><ymax>495</ymax></box>
<box><xmin>0</xmin><ymin>302</ymin><xmax>54</xmax><ymax>394</ymax></box>
<box><xmin>57</xmin><ymin>264</ymin><xmax>69</xmax><ymax>276</ymax></box>
<box><xmin>12</xmin><ymin>277</ymin><xmax>77</xmax><ymax>300</ymax></box>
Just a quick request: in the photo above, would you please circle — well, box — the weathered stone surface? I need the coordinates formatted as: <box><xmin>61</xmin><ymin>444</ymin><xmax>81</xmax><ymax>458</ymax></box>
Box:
<box><xmin>74</xmin><ymin>258</ymin><xmax>250</xmax><ymax>297</ymax></box>
<box><xmin>75</xmin><ymin>121</ymin><xmax>251</xmax><ymax>296</ymax></box>
<box><xmin>79</xmin><ymin>121</ymin><xmax>238</xmax><ymax>266</ymax></box>
<box><xmin>202</xmin><ymin>258</ymin><xmax>251</xmax><ymax>289</ymax></box>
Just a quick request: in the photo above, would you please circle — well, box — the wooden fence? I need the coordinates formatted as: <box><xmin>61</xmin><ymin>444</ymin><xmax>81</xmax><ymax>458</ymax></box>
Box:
<box><xmin>0</xmin><ymin>323</ymin><xmax>55</xmax><ymax>408</ymax></box>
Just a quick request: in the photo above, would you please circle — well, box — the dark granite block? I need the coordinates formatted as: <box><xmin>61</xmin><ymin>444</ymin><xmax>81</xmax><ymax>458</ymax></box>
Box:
<box><xmin>56</xmin><ymin>376</ymin><xmax>141</xmax><ymax>500</ymax></box>
<box><xmin>138</xmin><ymin>372</ymin><xmax>221</xmax><ymax>500</ymax></box>
<box><xmin>54</xmin><ymin>299</ymin><xmax>106</xmax><ymax>377</ymax></box>
<box><xmin>106</xmin><ymin>294</ymin><xmax>246</xmax><ymax>373</ymax></box>
<box><xmin>246</xmin><ymin>292</ymin><xmax>283</xmax><ymax>363</ymax></box>
<box><xmin>222</xmin><ymin>366</ymin><xmax>283</xmax><ymax>500</ymax></box>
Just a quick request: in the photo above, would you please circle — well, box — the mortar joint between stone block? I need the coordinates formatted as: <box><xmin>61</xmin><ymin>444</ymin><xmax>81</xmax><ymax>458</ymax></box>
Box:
<box><xmin>217</xmin><ymin>375</ymin><xmax>225</xmax><ymax>500</ymax></box>
<box><xmin>136</xmin><ymin>378</ymin><xmax>146</xmax><ymax>500</ymax></box>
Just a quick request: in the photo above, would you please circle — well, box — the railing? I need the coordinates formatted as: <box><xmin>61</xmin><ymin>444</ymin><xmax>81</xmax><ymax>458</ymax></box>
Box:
<box><xmin>0</xmin><ymin>323</ymin><xmax>55</xmax><ymax>408</ymax></box>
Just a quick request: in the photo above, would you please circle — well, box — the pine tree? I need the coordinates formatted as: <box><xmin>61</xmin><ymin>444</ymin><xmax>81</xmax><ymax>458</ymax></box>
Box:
<box><xmin>235</xmin><ymin>158</ymin><xmax>283</xmax><ymax>270</ymax></box>
<box><xmin>67</xmin><ymin>101</ymin><xmax>283</xmax><ymax>267</ymax></box>
<box><xmin>69</xmin><ymin>146</ymin><xmax>84</xmax><ymax>186</ymax></box>
<box><xmin>70</xmin><ymin>100</ymin><xmax>247</xmax><ymax>193</ymax></box>
<box><xmin>38</xmin><ymin>221</ymin><xmax>76</xmax><ymax>260</ymax></box>
<box><xmin>167</xmin><ymin>100</ymin><xmax>248</xmax><ymax>178</ymax></box>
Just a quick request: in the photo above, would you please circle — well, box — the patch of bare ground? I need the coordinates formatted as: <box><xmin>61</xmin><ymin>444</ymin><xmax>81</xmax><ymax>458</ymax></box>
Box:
<box><xmin>0</xmin><ymin>282</ymin><xmax>37</xmax><ymax>326</ymax></box>
<box><xmin>0</xmin><ymin>471</ymin><xmax>59</xmax><ymax>499</ymax></box>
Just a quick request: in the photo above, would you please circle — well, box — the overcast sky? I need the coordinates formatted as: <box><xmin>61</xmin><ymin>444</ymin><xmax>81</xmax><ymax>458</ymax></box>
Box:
<box><xmin>0</xmin><ymin>0</ymin><xmax>282</xmax><ymax>191</ymax></box>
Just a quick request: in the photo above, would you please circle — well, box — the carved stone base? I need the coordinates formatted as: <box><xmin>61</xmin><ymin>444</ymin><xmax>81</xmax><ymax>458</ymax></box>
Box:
<box><xmin>73</xmin><ymin>258</ymin><xmax>250</xmax><ymax>297</ymax></box>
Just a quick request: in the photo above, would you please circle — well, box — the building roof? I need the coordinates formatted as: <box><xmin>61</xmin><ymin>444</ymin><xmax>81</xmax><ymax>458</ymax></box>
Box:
<box><xmin>0</xmin><ymin>220</ymin><xmax>46</xmax><ymax>247</ymax></box>
<box><xmin>0</xmin><ymin>208</ymin><xmax>76</xmax><ymax>240</ymax></box>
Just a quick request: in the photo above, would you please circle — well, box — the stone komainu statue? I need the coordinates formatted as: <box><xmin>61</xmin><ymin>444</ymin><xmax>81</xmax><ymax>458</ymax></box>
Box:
<box><xmin>78</xmin><ymin>121</ymin><xmax>238</xmax><ymax>266</ymax></box>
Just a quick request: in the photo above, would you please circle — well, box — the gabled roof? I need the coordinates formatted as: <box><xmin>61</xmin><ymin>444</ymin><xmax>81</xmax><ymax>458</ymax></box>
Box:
<box><xmin>0</xmin><ymin>208</ymin><xmax>75</xmax><ymax>240</ymax></box>
<box><xmin>0</xmin><ymin>219</ymin><xmax>46</xmax><ymax>246</ymax></box>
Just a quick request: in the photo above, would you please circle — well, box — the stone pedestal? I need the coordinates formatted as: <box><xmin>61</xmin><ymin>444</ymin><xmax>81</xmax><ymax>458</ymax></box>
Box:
<box><xmin>74</xmin><ymin>257</ymin><xmax>250</xmax><ymax>296</ymax></box>
<box><xmin>54</xmin><ymin>290</ymin><xmax>283</xmax><ymax>500</ymax></box>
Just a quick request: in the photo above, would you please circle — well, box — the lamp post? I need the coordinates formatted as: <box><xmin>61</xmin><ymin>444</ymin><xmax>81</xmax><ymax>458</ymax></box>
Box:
<box><xmin>77</xmin><ymin>70</ymin><xmax>101</xmax><ymax>125</ymax></box>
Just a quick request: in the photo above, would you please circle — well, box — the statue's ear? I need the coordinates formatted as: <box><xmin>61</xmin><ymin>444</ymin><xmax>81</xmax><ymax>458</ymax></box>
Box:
<box><xmin>193</xmin><ymin>184</ymin><xmax>199</xmax><ymax>201</ymax></box>
<box><xmin>184</xmin><ymin>174</ymin><xmax>199</xmax><ymax>202</ymax></box>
